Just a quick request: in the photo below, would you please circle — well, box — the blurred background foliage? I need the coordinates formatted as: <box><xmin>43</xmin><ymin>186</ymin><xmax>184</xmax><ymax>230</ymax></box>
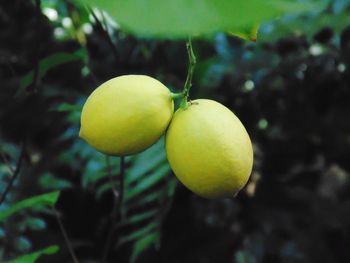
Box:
<box><xmin>0</xmin><ymin>0</ymin><xmax>350</xmax><ymax>262</ymax></box>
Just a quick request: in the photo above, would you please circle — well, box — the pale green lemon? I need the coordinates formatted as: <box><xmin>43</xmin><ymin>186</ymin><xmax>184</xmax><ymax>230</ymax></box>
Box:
<box><xmin>165</xmin><ymin>99</ymin><xmax>253</xmax><ymax>198</ymax></box>
<box><xmin>80</xmin><ymin>75</ymin><xmax>174</xmax><ymax>156</ymax></box>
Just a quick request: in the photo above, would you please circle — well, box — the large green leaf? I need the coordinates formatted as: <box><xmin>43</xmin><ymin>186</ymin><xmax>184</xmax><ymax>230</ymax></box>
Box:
<box><xmin>78</xmin><ymin>0</ymin><xmax>319</xmax><ymax>39</ymax></box>
<box><xmin>5</xmin><ymin>245</ymin><xmax>59</xmax><ymax>263</ymax></box>
<box><xmin>0</xmin><ymin>191</ymin><xmax>60</xmax><ymax>222</ymax></box>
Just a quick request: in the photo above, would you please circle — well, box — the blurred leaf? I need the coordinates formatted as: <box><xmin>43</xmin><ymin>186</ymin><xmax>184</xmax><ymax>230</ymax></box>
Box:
<box><xmin>120</xmin><ymin>210</ymin><xmax>158</xmax><ymax>226</ymax></box>
<box><xmin>5</xmin><ymin>245</ymin><xmax>59</xmax><ymax>263</ymax></box>
<box><xmin>39</xmin><ymin>173</ymin><xmax>73</xmax><ymax>190</ymax></box>
<box><xmin>0</xmin><ymin>227</ymin><xmax>5</xmax><ymax>238</ymax></box>
<box><xmin>259</xmin><ymin>6</ymin><xmax>349</xmax><ymax>42</ymax></box>
<box><xmin>124</xmin><ymin>164</ymin><xmax>170</xmax><ymax>201</ymax></box>
<box><xmin>126</xmin><ymin>191</ymin><xmax>165</xmax><ymax>211</ymax></box>
<box><xmin>118</xmin><ymin>222</ymin><xmax>157</xmax><ymax>246</ymax></box>
<box><xmin>231</xmin><ymin>24</ymin><xmax>260</xmax><ymax>42</ymax></box>
<box><xmin>17</xmin><ymin>49</ymin><xmax>86</xmax><ymax>96</ymax></box>
<box><xmin>25</xmin><ymin>217</ymin><xmax>46</xmax><ymax>231</ymax></box>
<box><xmin>55</xmin><ymin>103</ymin><xmax>83</xmax><ymax>113</ymax></box>
<box><xmin>130</xmin><ymin>233</ymin><xmax>160</xmax><ymax>263</ymax></box>
<box><xmin>0</xmin><ymin>191</ymin><xmax>60</xmax><ymax>222</ymax></box>
<box><xmin>15</xmin><ymin>236</ymin><xmax>31</xmax><ymax>252</ymax></box>
<box><xmin>126</xmin><ymin>146</ymin><xmax>166</xmax><ymax>185</ymax></box>
<box><xmin>235</xmin><ymin>251</ymin><xmax>256</xmax><ymax>263</ymax></box>
<box><xmin>78</xmin><ymin>0</ymin><xmax>320</xmax><ymax>39</ymax></box>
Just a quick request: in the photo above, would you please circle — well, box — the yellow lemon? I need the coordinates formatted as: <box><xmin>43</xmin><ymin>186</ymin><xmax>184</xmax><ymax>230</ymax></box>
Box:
<box><xmin>80</xmin><ymin>75</ymin><xmax>174</xmax><ymax>156</ymax></box>
<box><xmin>165</xmin><ymin>99</ymin><xmax>253</xmax><ymax>198</ymax></box>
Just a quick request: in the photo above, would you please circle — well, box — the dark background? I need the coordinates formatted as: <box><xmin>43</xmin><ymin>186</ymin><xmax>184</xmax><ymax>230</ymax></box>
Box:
<box><xmin>0</xmin><ymin>0</ymin><xmax>350</xmax><ymax>262</ymax></box>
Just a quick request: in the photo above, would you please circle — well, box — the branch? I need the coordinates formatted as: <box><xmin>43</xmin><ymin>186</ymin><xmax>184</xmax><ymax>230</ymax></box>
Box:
<box><xmin>101</xmin><ymin>156</ymin><xmax>125</xmax><ymax>262</ymax></box>
<box><xmin>32</xmin><ymin>0</ymin><xmax>42</xmax><ymax>93</ymax></box>
<box><xmin>89</xmin><ymin>8</ymin><xmax>119</xmax><ymax>63</ymax></box>
<box><xmin>53</xmin><ymin>208</ymin><xmax>80</xmax><ymax>263</ymax></box>
<box><xmin>0</xmin><ymin>143</ymin><xmax>26</xmax><ymax>206</ymax></box>
<box><xmin>0</xmin><ymin>153</ymin><xmax>15</xmax><ymax>175</ymax></box>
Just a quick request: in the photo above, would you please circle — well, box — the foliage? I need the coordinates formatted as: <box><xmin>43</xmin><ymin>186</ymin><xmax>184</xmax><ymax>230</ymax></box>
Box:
<box><xmin>5</xmin><ymin>245</ymin><xmax>59</xmax><ymax>263</ymax></box>
<box><xmin>77</xmin><ymin>0</ymin><xmax>321</xmax><ymax>39</ymax></box>
<box><xmin>0</xmin><ymin>191</ymin><xmax>60</xmax><ymax>222</ymax></box>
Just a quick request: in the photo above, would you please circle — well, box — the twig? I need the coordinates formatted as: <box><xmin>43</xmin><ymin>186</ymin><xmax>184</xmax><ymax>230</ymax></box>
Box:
<box><xmin>106</xmin><ymin>156</ymin><xmax>119</xmax><ymax>199</ymax></box>
<box><xmin>0</xmin><ymin>153</ymin><xmax>15</xmax><ymax>175</ymax></box>
<box><xmin>180</xmin><ymin>36</ymin><xmax>197</xmax><ymax>108</ymax></box>
<box><xmin>0</xmin><ymin>143</ymin><xmax>26</xmax><ymax>206</ymax></box>
<box><xmin>53</xmin><ymin>208</ymin><xmax>80</xmax><ymax>263</ymax></box>
<box><xmin>32</xmin><ymin>0</ymin><xmax>42</xmax><ymax>93</ymax></box>
<box><xmin>101</xmin><ymin>156</ymin><xmax>125</xmax><ymax>262</ymax></box>
<box><xmin>118</xmin><ymin>156</ymin><xmax>125</xmax><ymax>209</ymax></box>
<box><xmin>89</xmin><ymin>8</ymin><xmax>119</xmax><ymax>63</ymax></box>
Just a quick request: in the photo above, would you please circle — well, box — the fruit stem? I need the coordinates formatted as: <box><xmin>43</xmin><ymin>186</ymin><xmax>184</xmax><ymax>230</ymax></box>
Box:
<box><xmin>170</xmin><ymin>92</ymin><xmax>185</xmax><ymax>100</ymax></box>
<box><xmin>180</xmin><ymin>36</ymin><xmax>197</xmax><ymax>109</ymax></box>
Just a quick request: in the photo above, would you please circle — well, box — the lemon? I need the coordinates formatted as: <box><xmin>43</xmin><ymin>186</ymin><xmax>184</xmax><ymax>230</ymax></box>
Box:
<box><xmin>80</xmin><ymin>75</ymin><xmax>174</xmax><ymax>156</ymax></box>
<box><xmin>165</xmin><ymin>99</ymin><xmax>253</xmax><ymax>198</ymax></box>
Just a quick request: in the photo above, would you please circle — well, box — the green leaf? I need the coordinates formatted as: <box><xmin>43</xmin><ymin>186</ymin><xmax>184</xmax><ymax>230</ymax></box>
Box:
<box><xmin>17</xmin><ymin>49</ymin><xmax>86</xmax><ymax>96</ymax></box>
<box><xmin>126</xmin><ymin>190</ymin><xmax>164</xmax><ymax>210</ymax></box>
<box><xmin>120</xmin><ymin>210</ymin><xmax>158</xmax><ymax>226</ymax></box>
<box><xmin>78</xmin><ymin>0</ymin><xmax>320</xmax><ymax>39</ymax></box>
<box><xmin>230</xmin><ymin>24</ymin><xmax>260</xmax><ymax>42</ymax></box>
<box><xmin>25</xmin><ymin>217</ymin><xmax>46</xmax><ymax>231</ymax></box>
<box><xmin>124</xmin><ymin>164</ymin><xmax>170</xmax><ymax>201</ymax></box>
<box><xmin>5</xmin><ymin>245</ymin><xmax>59</xmax><ymax>263</ymax></box>
<box><xmin>126</xmin><ymin>152</ymin><xmax>167</xmax><ymax>185</ymax></box>
<box><xmin>39</xmin><ymin>173</ymin><xmax>73</xmax><ymax>190</ymax></box>
<box><xmin>235</xmin><ymin>250</ymin><xmax>256</xmax><ymax>263</ymax></box>
<box><xmin>55</xmin><ymin>103</ymin><xmax>83</xmax><ymax>113</ymax></box>
<box><xmin>130</xmin><ymin>233</ymin><xmax>159</xmax><ymax>263</ymax></box>
<box><xmin>0</xmin><ymin>191</ymin><xmax>60</xmax><ymax>222</ymax></box>
<box><xmin>15</xmin><ymin>236</ymin><xmax>31</xmax><ymax>252</ymax></box>
<box><xmin>118</xmin><ymin>222</ymin><xmax>158</xmax><ymax>246</ymax></box>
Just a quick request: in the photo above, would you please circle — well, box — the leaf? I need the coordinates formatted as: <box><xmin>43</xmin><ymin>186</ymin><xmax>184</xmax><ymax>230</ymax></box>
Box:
<box><xmin>230</xmin><ymin>24</ymin><xmax>260</xmax><ymax>42</ymax></box>
<box><xmin>0</xmin><ymin>191</ymin><xmax>60</xmax><ymax>222</ymax></box>
<box><xmin>5</xmin><ymin>245</ymin><xmax>59</xmax><ymax>263</ymax></box>
<box><xmin>235</xmin><ymin>250</ymin><xmax>256</xmax><ymax>263</ymax></box>
<box><xmin>130</xmin><ymin>233</ymin><xmax>159</xmax><ymax>263</ymax></box>
<box><xmin>124</xmin><ymin>164</ymin><xmax>170</xmax><ymax>201</ymax></box>
<box><xmin>126</xmin><ymin>190</ymin><xmax>164</xmax><ymax>210</ymax></box>
<box><xmin>16</xmin><ymin>49</ymin><xmax>86</xmax><ymax>96</ymax></box>
<box><xmin>39</xmin><ymin>173</ymin><xmax>73</xmax><ymax>190</ymax></box>
<box><xmin>120</xmin><ymin>210</ymin><xmax>158</xmax><ymax>226</ymax></box>
<box><xmin>118</xmin><ymin>222</ymin><xmax>158</xmax><ymax>246</ymax></box>
<box><xmin>55</xmin><ymin>103</ymin><xmax>83</xmax><ymax>113</ymax></box>
<box><xmin>126</xmin><ymin>151</ymin><xmax>167</xmax><ymax>185</ymax></box>
<box><xmin>15</xmin><ymin>236</ymin><xmax>31</xmax><ymax>252</ymax></box>
<box><xmin>78</xmin><ymin>0</ymin><xmax>320</xmax><ymax>39</ymax></box>
<box><xmin>25</xmin><ymin>217</ymin><xmax>46</xmax><ymax>231</ymax></box>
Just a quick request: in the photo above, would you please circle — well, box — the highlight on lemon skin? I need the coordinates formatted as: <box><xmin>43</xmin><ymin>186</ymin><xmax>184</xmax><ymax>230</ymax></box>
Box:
<box><xmin>165</xmin><ymin>99</ymin><xmax>253</xmax><ymax>199</ymax></box>
<box><xmin>79</xmin><ymin>75</ymin><xmax>174</xmax><ymax>156</ymax></box>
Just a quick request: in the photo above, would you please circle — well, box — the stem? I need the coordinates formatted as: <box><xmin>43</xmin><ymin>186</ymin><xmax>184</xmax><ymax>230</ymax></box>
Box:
<box><xmin>0</xmin><ymin>143</ymin><xmax>25</xmax><ymax>206</ymax></box>
<box><xmin>101</xmin><ymin>156</ymin><xmax>125</xmax><ymax>262</ymax></box>
<box><xmin>180</xmin><ymin>36</ymin><xmax>197</xmax><ymax>109</ymax></box>
<box><xmin>0</xmin><ymin>153</ymin><xmax>15</xmax><ymax>175</ymax></box>
<box><xmin>170</xmin><ymin>92</ymin><xmax>184</xmax><ymax>100</ymax></box>
<box><xmin>118</xmin><ymin>156</ymin><xmax>125</xmax><ymax>210</ymax></box>
<box><xmin>32</xmin><ymin>0</ymin><xmax>41</xmax><ymax>93</ymax></box>
<box><xmin>107</xmin><ymin>156</ymin><xmax>119</xmax><ymax>199</ymax></box>
<box><xmin>53</xmin><ymin>208</ymin><xmax>80</xmax><ymax>263</ymax></box>
<box><xmin>89</xmin><ymin>8</ymin><xmax>119</xmax><ymax>63</ymax></box>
